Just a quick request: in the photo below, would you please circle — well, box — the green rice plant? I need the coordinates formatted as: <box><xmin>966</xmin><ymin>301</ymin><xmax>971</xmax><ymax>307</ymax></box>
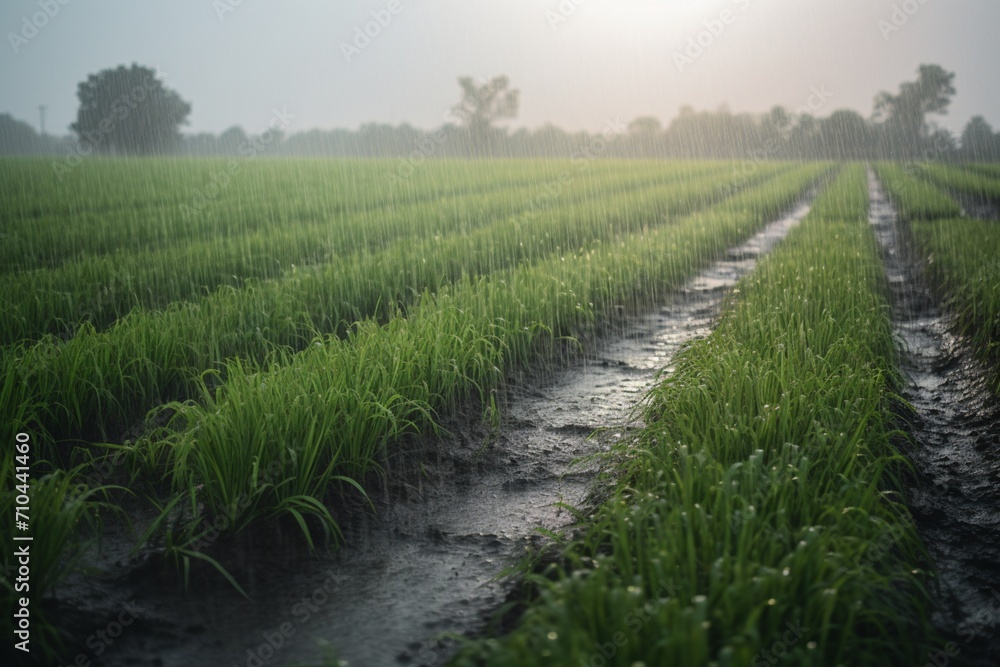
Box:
<box><xmin>805</xmin><ymin>162</ymin><xmax>869</xmax><ymax>221</ymax></box>
<box><xmin>0</xmin><ymin>454</ymin><xmax>116</xmax><ymax>661</ymax></box>
<box><xmin>143</xmin><ymin>164</ymin><xmax>826</xmax><ymax>557</ymax></box>
<box><xmin>451</xmin><ymin>165</ymin><xmax>936</xmax><ymax>666</ymax></box>
<box><xmin>909</xmin><ymin>216</ymin><xmax>1000</xmax><ymax>393</ymax></box>
<box><xmin>2</xmin><ymin>160</ymin><xmax>732</xmax><ymax>344</ymax></box>
<box><xmin>0</xmin><ymin>157</ymin><xmax>580</xmax><ymax>269</ymax></box>
<box><xmin>916</xmin><ymin>162</ymin><xmax>1000</xmax><ymax>205</ymax></box>
<box><xmin>874</xmin><ymin>162</ymin><xmax>961</xmax><ymax>220</ymax></box>
<box><xmin>3</xmin><ymin>162</ymin><xmax>810</xmax><ymax>462</ymax></box>
<box><xmin>965</xmin><ymin>163</ymin><xmax>1000</xmax><ymax>180</ymax></box>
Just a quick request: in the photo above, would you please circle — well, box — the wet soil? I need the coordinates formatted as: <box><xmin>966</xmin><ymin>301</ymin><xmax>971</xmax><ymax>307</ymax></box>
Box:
<box><xmin>44</xmin><ymin>198</ymin><xmax>814</xmax><ymax>667</ymax></box>
<box><xmin>868</xmin><ymin>170</ymin><xmax>1000</xmax><ymax>666</ymax></box>
<box><xmin>949</xmin><ymin>188</ymin><xmax>1000</xmax><ymax>221</ymax></box>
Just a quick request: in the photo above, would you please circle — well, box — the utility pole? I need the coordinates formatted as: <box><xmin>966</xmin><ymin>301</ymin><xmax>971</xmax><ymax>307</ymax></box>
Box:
<box><xmin>38</xmin><ymin>105</ymin><xmax>47</xmax><ymax>135</ymax></box>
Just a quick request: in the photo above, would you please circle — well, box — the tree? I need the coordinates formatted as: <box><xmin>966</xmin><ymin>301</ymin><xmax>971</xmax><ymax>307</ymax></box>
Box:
<box><xmin>817</xmin><ymin>109</ymin><xmax>870</xmax><ymax>160</ymax></box>
<box><xmin>0</xmin><ymin>113</ymin><xmax>43</xmax><ymax>154</ymax></box>
<box><xmin>627</xmin><ymin>116</ymin><xmax>663</xmax><ymax>158</ymax></box>
<box><xmin>873</xmin><ymin>64</ymin><xmax>956</xmax><ymax>158</ymax></box>
<box><xmin>217</xmin><ymin>126</ymin><xmax>248</xmax><ymax>155</ymax></box>
<box><xmin>628</xmin><ymin>117</ymin><xmax>662</xmax><ymax>136</ymax></box>
<box><xmin>71</xmin><ymin>63</ymin><xmax>191</xmax><ymax>155</ymax></box>
<box><xmin>960</xmin><ymin>116</ymin><xmax>999</xmax><ymax>162</ymax></box>
<box><xmin>0</xmin><ymin>113</ymin><xmax>68</xmax><ymax>155</ymax></box>
<box><xmin>450</xmin><ymin>75</ymin><xmax>519</xmax><ymax>155</ymax></box>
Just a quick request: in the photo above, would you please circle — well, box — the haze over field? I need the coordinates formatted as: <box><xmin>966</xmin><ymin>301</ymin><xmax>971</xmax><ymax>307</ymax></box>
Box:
<box><xmin>2</xmin><ymin>0</ymin><xmax>999</xmax><ymax>137</ymax></box>
<box><xmin>6</xmin><ymin>3</ymin><xmax>1000</xmax><ymax>667</ymax></box>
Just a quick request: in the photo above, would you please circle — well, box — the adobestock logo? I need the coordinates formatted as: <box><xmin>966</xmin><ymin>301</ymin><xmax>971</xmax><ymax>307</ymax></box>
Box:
<box><xmin>340</xmin><ymin>1</ymin><xmax>404</xmax><ymax>63</ymax></box>
<box><xmin>7</xmin><ymin>0</ymin><xmax>73</xmax><ymax>54</ymax></box>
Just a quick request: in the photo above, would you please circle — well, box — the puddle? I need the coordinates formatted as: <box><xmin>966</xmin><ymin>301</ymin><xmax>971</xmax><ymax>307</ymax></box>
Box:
<box><xmin>868</xmin><ymin>169</ymin><xmax>1000</xmax><ymax>666</ymax></box>
<box><xmin>49</xmin><ymin>197</ymin><xmax>814</xmax><ymax>667</ymax></box>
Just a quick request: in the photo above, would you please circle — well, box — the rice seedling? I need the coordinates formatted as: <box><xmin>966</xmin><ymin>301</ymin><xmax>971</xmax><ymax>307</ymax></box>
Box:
<box><xmin>140</xmin><ymin>164</ymin><xmax>826</xmax><ymax>559</ymax></box>
<box><xmin>909</xmin><ymin>216</ymin><xmax>1000</xmax><ymax>393</ymax></box>
<box><xmin>0</xmin><ymin>157</ymin><xmax>576</xmax><ymax>269</ymax></box>
<box><xmin>3</xmin><ymin>163</ymin><xmax>814</xmax><ymax>464</ymax></box>
<box><xmin>915</xmin><ymin>162</ymin><xmax>1000</xmax><ymax>205</ymax></box>
<box><xmin>964</xmin><ymin>163</ymin><xmax>1000</xmax><ymax>181</ymax></box>
<box><xmin>873</xmin><ymin>162</ymin><xmax>961</xmax><ymax>220</ymax></box>
<box><xmin>0</xmin><ymin>454</ymin><xmax>117</xmax><ymax>661</ymax></box>
<box><xmin>451</xmin><ymin>165</ymin><xmax>937</xmax><ymax>666</ymax></box>
<box><xmin>1</xmin><ymin>160</ymin><xmax>732</xmax><ymax>344</ymax></box>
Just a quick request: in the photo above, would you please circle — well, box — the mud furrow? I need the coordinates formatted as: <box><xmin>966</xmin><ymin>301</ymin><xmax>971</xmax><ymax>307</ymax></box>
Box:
<box><xmin>868</xmin><ymin>169</ymin><xmax>1000</xmax><ymax>667</ymax></box>
<box><xmin>58</xmin><ymin>196</ymin><xmax>816</xmax><ymax>667</ymax></box>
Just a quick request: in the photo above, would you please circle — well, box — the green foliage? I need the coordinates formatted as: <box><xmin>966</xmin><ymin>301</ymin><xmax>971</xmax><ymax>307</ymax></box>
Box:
<box><xmin>874</xmin><ymin>162</ymin><xmax>962</xmax><ymax>220</ymax></box>
<box><xmin>910</xmin><ymin>217</ymin><xmax>1000</xmax><ymax>393</ymax></box>
<box><xmin>917</xmin><ymin>162</ymin><xmax>1000</xmax><ymax>204</ymax></box>
<box><xmin>1</xmin><ymin>161</ymin><xmax>801</xmax><ymax>457</ymax></box>
<box><xmin>0</xmin><ymin>455</ymin><xmax>114</xmax><ymax>659</ymax></box>
<box><xmin>452</xmin><ymin>167</ymin><xmax>936</xmax><ymax>666</ymax></box>
<box><xmin>146</xmin><ymin>164</ymin><xmax>827</xmax><ymax>549</ymax></box>
<box><xmin>2</xmin><ymin>159</ymin><xmax>714</xmax><ymax>342</ymax></box>
<box><xmin>71</xmin><ymin>64</ymin><xmax>190</xmax><ymax>155</ymax></box>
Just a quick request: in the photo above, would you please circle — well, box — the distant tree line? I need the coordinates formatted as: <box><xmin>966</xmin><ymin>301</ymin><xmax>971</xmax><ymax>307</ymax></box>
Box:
<box><xmin>3</xmin><ymin>63</ymin><xmax>999</xmax><ymax>163</ymax></box>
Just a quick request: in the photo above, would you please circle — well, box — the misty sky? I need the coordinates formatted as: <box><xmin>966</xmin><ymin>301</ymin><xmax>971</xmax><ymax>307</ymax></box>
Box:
<box><xmin>2</xmin><ymin>0</ymin><xmax>998</xmax><ymax>138</ymax></box>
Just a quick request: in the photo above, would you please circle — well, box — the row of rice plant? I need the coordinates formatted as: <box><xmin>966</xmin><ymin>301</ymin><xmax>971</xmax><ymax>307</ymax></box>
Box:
<box><xmin>875</xmin><ymin>162</ymin><xmax>1000</xmax><ymax>389</ymax></box>
<box><xmin>873</xmin><ymin>162</ymin><xmax>962</xmax><ymax>220</ymax></box>
<box><xmin>909</xmin><ymin>216</ymin><xmax>1000</xmax><ymax>393</ymax></box>
<box><xmin>0</xmin><ymin>157</ymin><xmax>588</xmax><ymax>268</ymax></box>
<box><xmin>967</xmin><ymin>163</ymin><xmax>1000</xmax><ymax>180</ymax></box>
<box><xmin>452</xmin><ymin>165</ymin><xmax>937</xmax><ymax>666</ymax></box>
<box><xmin>0</xmin><ymin>161</ymin><xmax>741</xmax><ymax>344</ymax></box>
<box><xmin>915</xmin><ymin>162</ymin><xmax>1000</xmax><ymax>206</ymax></box>
<box><xmin>4</xmin><ymin>163</ymin><xmax>812</xmax><ymax>460</ymax></box>
<box><xmin>141</xmin><ymin>165</ymin><xmax>827</xmax><ymax>560</ymax></box>
<box><xmin>0</xmin><ymin>451</ymin><xmax>115</xmax><ymax>662</ymax></box>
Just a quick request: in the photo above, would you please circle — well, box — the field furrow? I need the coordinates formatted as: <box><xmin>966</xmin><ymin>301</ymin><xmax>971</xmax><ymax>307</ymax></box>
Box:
<box><xmin>453</xmin><ymin>164</ymin><xmax>936</xmax><ymax>667</ymax></box>
<box><xmin>4</xmin><ymin>164</ymin><xmax>818</xmax><ymax>456</ymax></box>
<box><xmin>137</xmin><ymin>165</ymin><xmax>827</xmax><ymax>554</ymax></box>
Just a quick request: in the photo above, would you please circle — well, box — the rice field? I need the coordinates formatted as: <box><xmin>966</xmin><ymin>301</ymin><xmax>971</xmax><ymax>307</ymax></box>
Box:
<box><xmin>3</xmin><ymin>158</ymin><xmax>1000</xmax><ymax>666</ymax></box>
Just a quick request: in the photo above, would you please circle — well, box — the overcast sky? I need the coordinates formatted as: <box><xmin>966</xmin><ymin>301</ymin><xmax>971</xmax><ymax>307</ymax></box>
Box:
<box><xmin>2</xmin><ymin>0</ymin><xmax>998</xmax><ymax>138</ymax></box>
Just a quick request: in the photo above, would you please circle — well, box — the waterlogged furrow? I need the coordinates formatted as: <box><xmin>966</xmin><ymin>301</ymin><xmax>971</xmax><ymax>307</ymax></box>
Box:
<box><xmin>876</xmin><ymin>161</ymin><xmax>1000</xmax><ymax>390</ymax></box>
<box><xmin>1</xmin><ymin>162</ymin><xmax>737</xmax><ymax>344</ymax></box>
<box><xmin>868</xmin><ymin>172</ymin><xmax>1000</xmax><ymax>665</ymax></box>
<box><xmin>148</xmin><ymin>166</ymin><xmax>826</xmax><ymax>552</ymax></box>
<box><xmin>874</xmin><ymin>162</ymin><xmax>962</xmax><ymax>221</ymax></box>
<box><xmin>909</xmin><ymin>217</ymin><xmax>1000</xmax><ymax>393</ymax></box>
<box><xmin>453</xmin><ymin>166</ymin><xmax>937</xmax><ymax>667</ymax></box>
<box><xmin>4</xmin><ymin>164</ymin><xmax>813</xmax><ymax>456</ymax></box>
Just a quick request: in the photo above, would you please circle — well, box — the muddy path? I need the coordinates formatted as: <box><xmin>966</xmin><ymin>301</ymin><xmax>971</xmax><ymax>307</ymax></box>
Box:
<box><xmin>868</xmin><ymin>170</ymin><xmax>1000</xmax><ymax>666</ymax></box>
<box><xmin>48</xmin><ymin>197</ymin><xmax>815</xmax><ymax>667</ymax></box>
